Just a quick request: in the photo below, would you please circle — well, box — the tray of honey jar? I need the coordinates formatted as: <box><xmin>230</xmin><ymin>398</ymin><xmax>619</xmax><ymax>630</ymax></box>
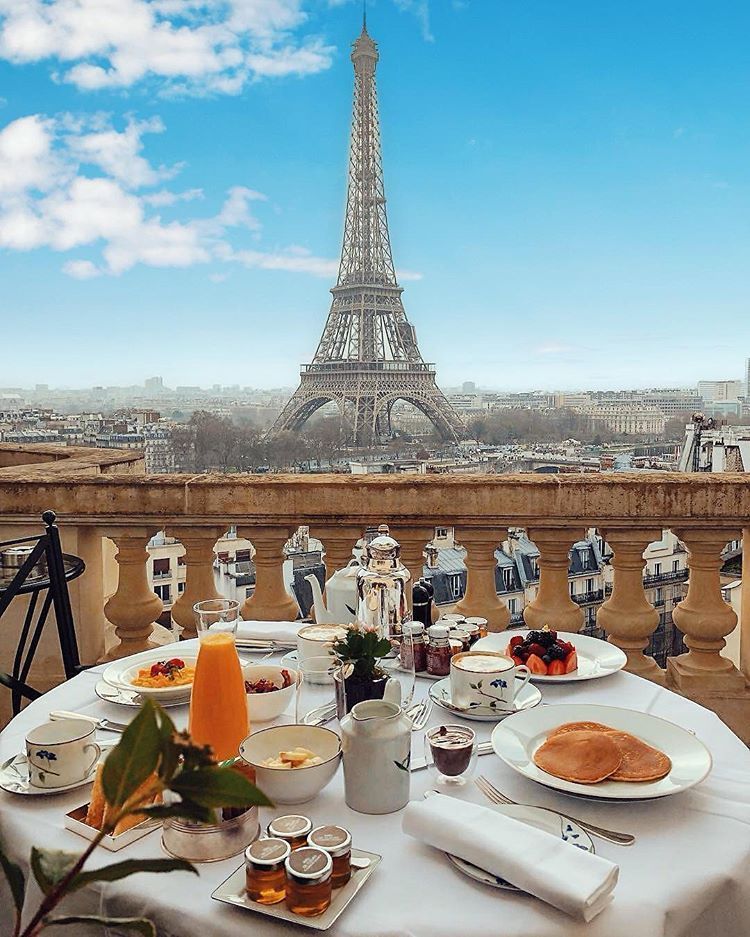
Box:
<box><xmin>211</xmin><ymin>813</ymin><xmax>381</xmax><ymax>931</ymax></box>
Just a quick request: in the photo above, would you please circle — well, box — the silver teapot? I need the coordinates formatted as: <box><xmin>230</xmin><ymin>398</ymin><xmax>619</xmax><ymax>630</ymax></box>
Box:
<box><xmin>355</xmin><ymin>531</ymin><xmax>410</xmax><ymax>637</ymax></box>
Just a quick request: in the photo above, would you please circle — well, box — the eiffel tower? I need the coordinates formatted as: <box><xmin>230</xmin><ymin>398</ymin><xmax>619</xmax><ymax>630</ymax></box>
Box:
<box><xmin>272</xmin><ymin>19</ymin><xmax>465</xmax><ymax>445</ymax></box>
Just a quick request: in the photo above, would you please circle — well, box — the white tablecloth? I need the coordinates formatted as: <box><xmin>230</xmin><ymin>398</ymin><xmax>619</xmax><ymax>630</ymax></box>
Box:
<box><xmin>2</xmin><ymin>641</ymin><xmax>750</xmax><ymax>937</ymax></box>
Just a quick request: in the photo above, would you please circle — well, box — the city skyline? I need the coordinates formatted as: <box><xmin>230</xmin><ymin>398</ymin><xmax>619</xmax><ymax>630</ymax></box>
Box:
<box><xmin>2</xmin><ymin>1</ymin><xmax>749</xmax><ymax>390</ymax></box>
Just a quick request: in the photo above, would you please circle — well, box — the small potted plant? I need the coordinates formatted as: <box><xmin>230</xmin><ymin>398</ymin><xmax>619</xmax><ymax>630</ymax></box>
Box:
<box><xmin>331</xmin><ymin>626</ymin><xmax>393</xmax><ymax>718</ymax></box>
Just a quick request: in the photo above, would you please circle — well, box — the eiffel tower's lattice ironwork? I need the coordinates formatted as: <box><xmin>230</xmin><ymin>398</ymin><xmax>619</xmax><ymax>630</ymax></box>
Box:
<box><xmin>272</xmin><ymin>22</ymin><xmax>465</xmax><ymax>445</ymax></box>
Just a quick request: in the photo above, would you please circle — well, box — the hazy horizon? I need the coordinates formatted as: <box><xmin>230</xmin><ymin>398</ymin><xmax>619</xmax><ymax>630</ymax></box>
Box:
<box><xmin>2</xmin><ymin>1</ymin><xmax>749</xmax><ymax>390</ymax></box>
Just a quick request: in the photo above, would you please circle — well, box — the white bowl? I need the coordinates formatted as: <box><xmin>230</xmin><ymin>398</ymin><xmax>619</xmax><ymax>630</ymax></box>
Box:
<box><xmin>239</xmin><ymin>725</ymin><xmax>342</xmax><ymax>804</ymax></box>
<box><xmin>115</xmin><ymin>655</ymin><xmax>198</xmax><ymax>701</ymax></box>
<box><xmin>242</xmin><ymin>664</ymin><xmax>298</xmax><ymax>723</ymax></box>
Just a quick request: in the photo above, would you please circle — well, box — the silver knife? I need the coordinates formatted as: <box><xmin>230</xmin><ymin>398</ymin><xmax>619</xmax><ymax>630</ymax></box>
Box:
<box><xmin>49</xmin><ymin>711</ymin><xmax>130</xmax><ymax>733</ymax></box>
<box><xmin>410</xmin><ymin>740</ymin><xmax>494</xmax><ymax>772</ymax></box>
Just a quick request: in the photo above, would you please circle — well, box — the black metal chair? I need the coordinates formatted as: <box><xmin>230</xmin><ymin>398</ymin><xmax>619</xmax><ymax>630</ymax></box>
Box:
<box><xmin>0</xmin><ymin>511</ymin><xmax>86</xmax><ymax>715</ymax></box>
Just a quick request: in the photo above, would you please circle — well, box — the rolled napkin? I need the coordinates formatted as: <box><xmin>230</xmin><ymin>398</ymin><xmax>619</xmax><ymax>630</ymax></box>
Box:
<box><xmin>402</xmin><ymin>794</ymin><xmax>618</xmax><ymax>922</ymax></box>
<box><xmin>210</xmin><ymin>620</ymin><xmax>302</xmax><ymax>644</ymax></box>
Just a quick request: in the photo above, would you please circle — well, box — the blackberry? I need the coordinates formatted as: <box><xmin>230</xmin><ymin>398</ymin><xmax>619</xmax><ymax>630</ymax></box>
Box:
<box><xmin>527</xmin><ymin>631</ymin><xmax>543</xmax><ymax>643</ymax></box>
<box><xmin>538</xmin><ymin>632</ymin><xmax>555</xmax><ymax>648</ymax></box>
<box><xmin>548</xmin><ymin>645</ymin><xmax>566</xmax><ymax>661</ymax></box>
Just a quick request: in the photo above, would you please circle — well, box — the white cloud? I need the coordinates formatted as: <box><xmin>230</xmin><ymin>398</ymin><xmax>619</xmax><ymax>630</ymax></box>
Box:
<box><xmin>393</xmin><ymin>0</ymin><xmax>434</xmax><ymax>42</ymax></box>
<box><xmin>0</xmin><ymin>0</ymin><xmax>335</xmax><ymax>95</ymax></box>
<box><xmin>63</xmin><ymin>258</ymin><xmax>100</xmax><ymax>278</ymax></box>
<box><xmin>0</xmin><ymin>110</ymin><xmax>410</xmax><ymax>283</ymax></box>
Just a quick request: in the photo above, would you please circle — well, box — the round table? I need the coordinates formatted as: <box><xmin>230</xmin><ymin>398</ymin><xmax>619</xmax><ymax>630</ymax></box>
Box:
<box><xmin>2</xmin><ymin>640</ymin><xmax>750</xmax><ymax>937</ymax></box>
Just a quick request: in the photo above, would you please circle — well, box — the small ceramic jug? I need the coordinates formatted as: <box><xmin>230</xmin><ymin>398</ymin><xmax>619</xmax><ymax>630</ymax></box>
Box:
<box><xmin>340</xmin><ymin>700</ymin><xmax>411</xmax><ymax>814</ymax></box>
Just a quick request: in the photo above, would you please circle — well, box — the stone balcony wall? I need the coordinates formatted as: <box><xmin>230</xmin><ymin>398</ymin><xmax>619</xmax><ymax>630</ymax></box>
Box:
<box><xmin>0</xmin><ymin>444</ymin><xmax>749</xmax><ymax>740</ymax></box>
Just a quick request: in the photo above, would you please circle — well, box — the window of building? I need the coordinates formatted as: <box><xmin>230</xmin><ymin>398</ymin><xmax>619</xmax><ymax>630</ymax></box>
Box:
<box><xmin>435</xmin><ymin>527</ymin><xmax>449</xmax><ymax>539</ymax></box>
<box><xmin>154</xmin><ymin>584</ymin><xmax>171</xmax><ymax>602</ymax></box>
<box><xmin>569</xmin><ymin>581</ymin><xmax>576</xmax><ymax>597</ymax></box>
<box><xmin>655</xmin><ymin>587</ymin><xmax>663</xmax><ymax>605</ymax></box>
<box><xmin>672</xmin><ymin>560</ymin><xmax>680</xmax><ymax>573</ymax></box>
<box><xmin>654</xmin><ymin>562</ymin><xmax>662</xmax><ymax>576</ymax></box>
<box><xmin>502</xmin><ymin>568</ymin><xmax>514</xmax><ymax>591</ymax></box>
<box><xmin>178</xmin><ymin>582</ymin><xmax>185</xmax><ymax>594</ymax></box>
<box><xmin>449</xmin><ymin>574</ymin><xmax>462</xmax><ymax>599</ymax></box>
<box><xmin>178</xmin><ymin>554</ymin><xmax>187</xmax><ymax>566</ymax></box>
<box><xmin>586</xmin><ymin>578</ymin><xmax>594</xmax><ymax>594</ymax></box>
<box><xmin>153</xmin><ymin>557</ymin><xmax>170</xmax><ymax>575</ymax></box>
<box><xmin>530</xmin><ymin>559</ymin><xmax>540</xmax><ymax>579</ymax></box>
<box><xmin>579</xmin><ymin>550</ymin><xmax>590</xmax><ymax>570</ymax></box>
<box><xmin>508</xmin><ymin>598</ymin><xmax>517</xmax><ymax>614</ymax></box>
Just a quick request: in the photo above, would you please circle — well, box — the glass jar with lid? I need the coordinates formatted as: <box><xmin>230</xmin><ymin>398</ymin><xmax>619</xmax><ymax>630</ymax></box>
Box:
<box><xmin>245</xmin><ymin>837</ymin><xmax>290</xmax><ymax>904</ymax></box>
<box><xmin>307</xmin><ymin>824</ymin><xmax>353</xmax><ymax>888</ymax></box>
<box><xmin>267</xmin><ymin>815</ymin><xmax>313</xmax><ymax>850</ymax></box>
<box><xmin>285</xmin><ymin>846</ymin><xmax>333</xmax><ymax>916</ymax></box>
<box><xmin>427</xmin><ymin>624</ymin><xmax>451</xmax><ymax>677</ymax></box>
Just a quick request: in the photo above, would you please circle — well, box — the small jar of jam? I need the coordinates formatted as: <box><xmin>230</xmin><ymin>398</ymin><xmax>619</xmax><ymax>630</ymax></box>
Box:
<box><xmin>245</xmin><ymin>837</ymin><xmax>290</xmax><ymax>904</ymax></box>
<box><xmin>448</xmin><ymin>638</ymin><xmax>464</xmax><ymax>658</ymax></box>
<box><xmin>308</xmin><ymin>824</ymin><xmax>353</xmax><ymax>888</ymax></box>
<box><xmin>285</xmin><ymin>846</ymin><xmax>333</xmax><ymax>917</ymax></box>
<box><xmin>401</xmin><ymin>622</ymin><xmax>427</xmax><ymax>672</ymax></box>
<box><xmin>267</xmin><ymin>815</ymin><xmax>313</xmax><ymax>850</ymax></box>
<box><xmin>448</xmin><ymin>627</ymin><xmax>472</xmax><ymax>652</ymax></box>
<box><xmin>465</xmin><ymin>616</ymin><xmax>488</xmax><ymax>640</ymax></box>
<box><xmin>427</xmin><ymin>624</ymin><xmax>452</xmax><ymax>677</ymax></box>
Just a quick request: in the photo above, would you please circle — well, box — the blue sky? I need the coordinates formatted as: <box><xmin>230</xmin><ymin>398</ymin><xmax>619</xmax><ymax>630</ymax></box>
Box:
<box><xmin>1</xmin><ymin>0</ymin><xmax>749</xmax><ymax>391</ymax></box>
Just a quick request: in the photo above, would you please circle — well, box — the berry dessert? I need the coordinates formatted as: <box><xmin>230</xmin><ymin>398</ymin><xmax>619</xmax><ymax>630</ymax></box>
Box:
<box><xmin>505</xmin><ymin>628</ymin><xmax>578</xmax><ymax>676</ymax></box>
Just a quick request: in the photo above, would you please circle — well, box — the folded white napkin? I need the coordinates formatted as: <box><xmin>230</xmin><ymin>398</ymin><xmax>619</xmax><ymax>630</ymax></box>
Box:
<box><xmin>402</xmin><ymin>794</ymin><xmax>618</xmax><ymax>922</ymax></box>
<box><xmin>210</xmin><ymin>620</ymin><xmax>302</xmax><ymax>643</ymax></box>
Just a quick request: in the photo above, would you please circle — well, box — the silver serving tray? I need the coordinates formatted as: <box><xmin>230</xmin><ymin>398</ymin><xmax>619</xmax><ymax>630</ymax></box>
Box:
<box><xmin>212</xmin><ymin>847</ymin><xmax>381</xmax><ymax>931</ymax></box>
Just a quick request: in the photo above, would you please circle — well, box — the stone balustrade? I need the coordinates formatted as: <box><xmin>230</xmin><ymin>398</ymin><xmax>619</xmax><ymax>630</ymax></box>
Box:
<box><xmin>1</xmin><ymin>443</ymin><xmax>749</xmax><ymax>741</ymax></box>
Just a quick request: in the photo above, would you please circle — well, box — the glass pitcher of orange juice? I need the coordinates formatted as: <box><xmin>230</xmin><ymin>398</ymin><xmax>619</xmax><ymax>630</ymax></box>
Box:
<box><xmin>189</xmin><ymin>599</ymin><xmax>249</xmax><ymax>762</ymax></box>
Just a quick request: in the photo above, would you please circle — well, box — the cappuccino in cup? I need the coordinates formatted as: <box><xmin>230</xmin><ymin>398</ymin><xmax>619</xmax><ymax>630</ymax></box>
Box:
<box><xmin>297</xmin><ymin>623</ymin><xmax>348</xmax><ymax>664</ymax></box>
<box><xmin>449</xmin><ymin>651</ymin><xmax>530</xmax><ymax>712</ymax></box>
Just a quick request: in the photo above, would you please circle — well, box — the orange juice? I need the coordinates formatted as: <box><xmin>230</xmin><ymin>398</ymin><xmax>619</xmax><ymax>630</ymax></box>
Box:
<box><xmin>189</xmin><ymin>632</ymin><xmax>249</xmax><ymax>762</ymax></box>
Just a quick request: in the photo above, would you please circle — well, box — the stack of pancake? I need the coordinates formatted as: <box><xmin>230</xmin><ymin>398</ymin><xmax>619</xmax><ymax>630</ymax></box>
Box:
<box><xmin>533</xmin><ymin>721</ymin><xmax>671</xmax><ymax>785</ymax></box>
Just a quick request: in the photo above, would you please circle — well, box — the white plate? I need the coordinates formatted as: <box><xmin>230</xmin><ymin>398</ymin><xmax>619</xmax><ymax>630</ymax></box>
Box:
<box><xmin>473</xmin><ymin>631</ymin><xmax>627</xmax><ymax>683</ymax></box>
<box><xmin>212</xmin><ymin>847</ymin><xmax>381</xmax><ymax>931</ymax></box>
<box><xmin>429</xmin><ymin>676</ymin><xmax>542</xmax><ymax>722</ymax></box>
<box><xmin>101</xmin><ymin>649</ymin><xmax>197</xmax><ymax>701</ymax></box>
<box><xmin>447</xmin><ymin>802</ymin><xmax>594</xmax><ymax>891</ymax></box>
<box><xmin>491</xmin><ymin>703</ymin><xmax>712</xmax><ymax>800</ymax></box>
<box><xmin>95</xmin><ymin>680</ymin><xmax>188</xmax><ymax>709</ymax></box>
<box><xmin>0</xmin><ymin>744</ymin><xmax>114</xmax><ymax>796</ymax></box>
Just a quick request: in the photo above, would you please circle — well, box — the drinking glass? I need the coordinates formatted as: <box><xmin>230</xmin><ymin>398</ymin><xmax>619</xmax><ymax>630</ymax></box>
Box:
<box><xmin>424</xmin><ymin>724</ymin><xmax>477</xmax><ymax>791</ymax></box>
<box><xmin>378</xmin><ymin>620</ymin><xmax>415</xmax><ymax>710</ymax></box>
<box><xmin>296</xmin><ymin>656</ymin><xmax>338</xmax><ymax>726</ymax></box>
<box><xmin>193</xmin><ymin>598</ymin><xmax>241</xmax><ymax>638</ymax></box>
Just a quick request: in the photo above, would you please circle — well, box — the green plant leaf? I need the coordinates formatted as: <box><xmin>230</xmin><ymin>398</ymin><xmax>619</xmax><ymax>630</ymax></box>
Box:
<box><xmin>102</xmin><ymin>699</ymin><xmax>161</xmax><ymax>808</ymax></box>
<box><xmin>155</xmin><ymin>706</ymin><xmax>180</xmax><ymax>782</ymax></box>
<box><xmin>139</xmin><ymin>802</ymin><xmax>216</xmax><ymax>824</ymax></box>
<box><xmin>44</xmin><ymin>915</ymin><xmax>156</xmax><ymax>936</ymax></box>
<box><xmin>71</xmin><ymin>858</ymin><xmax>196</xmax><ymax>893</ymax></box>
<box><xmin>30</xmin><ymin>847</ymin><xmax>78</xmax><ymax>897</ymax></box>
<box><xmin>0</xmin><ymin>836</ymin><xmax>25</xmax><ymax>915</ymax></box>
<box><xmin>171</xmin><ymin>766</ymin><xmax>272</xmax><ymax>809</ymax></box>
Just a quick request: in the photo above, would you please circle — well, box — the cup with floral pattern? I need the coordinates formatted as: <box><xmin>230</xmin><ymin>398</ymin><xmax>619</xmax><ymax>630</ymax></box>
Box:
<box><xmin>25</xmin><ymin>719</ymin><xmax>101</xmax><ymax>789</ymax></box>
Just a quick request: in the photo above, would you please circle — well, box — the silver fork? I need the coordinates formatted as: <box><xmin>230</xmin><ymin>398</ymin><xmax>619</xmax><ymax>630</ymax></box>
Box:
<box><xmin>407</xmin><ymin>699</ymin><xmax>433</xmax><ymax>732</ymax></box>
<box><xmin>475</xmin><ymin>775</ymin><xmax>635</xmax><ymax>847</ymax></box>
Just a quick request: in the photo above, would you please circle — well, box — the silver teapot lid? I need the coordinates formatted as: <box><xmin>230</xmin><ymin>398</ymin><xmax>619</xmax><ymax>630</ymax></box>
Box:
<box><xmin>365</xmin><ymin>534</ymin><xmax>401</xmax><ymax>569</ymax></box>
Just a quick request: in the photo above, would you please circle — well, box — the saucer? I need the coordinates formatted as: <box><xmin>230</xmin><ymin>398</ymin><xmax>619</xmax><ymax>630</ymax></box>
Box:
<box><xmin>428</xmin><ymin>677</ymin><xmax>542</xmax><ymax>722</ymax></box>
<box><xmin>95</xmin><ymin>680</ymin><xmax>189</xmax><ymax>709</ymax></box>
<box><xmin>446</xmin><ymin>803</ymin><xmax>594</xmax><ymax>891</ymax></box>
<box><xmin>0</xmin><ymin>745</ymin><xmax>113</xmax><ymax>796</ymax></box>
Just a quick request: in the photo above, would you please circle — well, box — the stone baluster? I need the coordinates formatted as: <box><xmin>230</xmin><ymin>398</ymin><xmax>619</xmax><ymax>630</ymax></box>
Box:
<box><xmin>319</xmin><ymin>526</ymin><xmax>363</xmax><ymax>587</ymax></box>
<box><xmin>597</xmin><ymin>529</ymin><xmax>663</xmax><ymax>683</ymax></box>
<box><xmin>393</xmin><ymin>526</ymin><xmax>433</xmax><ymax>614</ymax></box>
<box><xmin>453</xmin><ymin>528</ymin><xmax>510</xmax><ymax>632</ymax></box>
<box><xmin>523</xmin><ymin>528</ymin><xmax>584</xmax><ymax>633</ymax></box>
<box><xmin>169</xmin><ymin>526</ymin><xmax>223</xmax><ymax>639</ymax></box>
<box><xmin>669</xmin><ymin>529</ymin><xmax>745</xmax><ymax>692</ymax></box>
<box><xmin>240</xmin><ymin>526</ymin><xmax>300</xmax><ymax>621</ymax></box>
<box><xmin>741</xmin><ymin>526</ymin><xmax>750</xmax><ymax>682</ymax></box>
<box><xmin>103</xmin><ymin>528</ymin><xmax>163</xmax><ymax>660</ymax></box>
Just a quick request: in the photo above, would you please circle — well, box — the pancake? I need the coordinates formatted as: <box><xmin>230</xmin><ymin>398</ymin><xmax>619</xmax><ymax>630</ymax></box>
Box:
<box><xmin>548</xmin><ymin>721</ymin><xmax>615</xmax><ymax>738</ymax></box>
<box><xmin>605</xmin><ymin>730</ymin><xmax>672</xmax><ymax>782</ymax></box>
<box><xmin>533</xmin><ymin>729</ymin><xmax>622</xmax><ymax>784</ymax></box>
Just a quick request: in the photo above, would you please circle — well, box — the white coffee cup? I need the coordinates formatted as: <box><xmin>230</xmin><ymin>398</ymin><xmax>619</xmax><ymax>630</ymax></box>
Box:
<box><xmin>449</xmin><ymin>651</ymin><xmax>531</xmax><ymax>712</ymax></box>
<box><xmin>25</xmin><ymin>719</ymin><xmax>101</xmax><ymax>789</ymax></box>
<box><xmin>296</xmin><ymin>623</ymin><xmax>348</xmax><ymax>664</ymax></box>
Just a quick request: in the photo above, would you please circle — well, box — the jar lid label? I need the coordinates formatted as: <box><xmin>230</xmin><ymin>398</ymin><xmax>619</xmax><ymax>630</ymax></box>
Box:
<box><xmin>248</xmin><ymin>838</ymin><xmax>289</xmax><ymax>863</ymax></box>
<box><xmin>309</xmin><ymin>825</ymin><xmax>350</xmax><ymax>849</ymax></box>
<box><xmin>269</xmin><ymin>815</ymin><xmax>311</xmax><ymax>835</ymax></box>
<box><xmin>287</xmin><ymin>847</ymin><xmax>332</xmax><ymax>878</ymax></box>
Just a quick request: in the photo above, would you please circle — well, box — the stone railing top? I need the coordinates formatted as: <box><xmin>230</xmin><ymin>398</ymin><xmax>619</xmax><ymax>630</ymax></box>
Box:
<box><xmin>0</xmin><ymin>447</ymin><xmax>749</xmax><ymax>530</ymax></box>
<box><xmin>0</xmin><ymin>443</ymin><xmax>144</xmax><ymax>477</ymax></box>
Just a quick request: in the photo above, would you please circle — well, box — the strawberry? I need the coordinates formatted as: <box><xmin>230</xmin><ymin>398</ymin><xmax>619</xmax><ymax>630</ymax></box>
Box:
<box><xmin>525</xmin><ymin>653</ymin><xmax>548</xmax><ymax>675</ymax></box>
<box><xmin>511</xmin><ymin>654</ymin><xmax>524</xmax><ymax>667</ymax></box>
<box><xmin>564</xmin><ymin>649</ymin><xmax>578</xmax><ymax>673</ymax></box>
<box><xmin>527</xmin><ymin>642</ymin><xmax>546</xmax><ymax>658</ymax></box>
<box><xmin>547</xmin><ymin>660</ymin><xmax>566</xmax><ymax>676</ymax></box>
<box><xmin>508</xmin><ymin>635</ymin><xmax>524</xmax><ymax>649</ymax></box>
